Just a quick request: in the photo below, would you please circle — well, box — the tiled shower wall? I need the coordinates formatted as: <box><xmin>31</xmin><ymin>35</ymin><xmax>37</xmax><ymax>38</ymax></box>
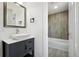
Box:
<box><xmin>48</xmin><ymin>11</ymin><xmax>68</xmax><ymax>39</ymax></box>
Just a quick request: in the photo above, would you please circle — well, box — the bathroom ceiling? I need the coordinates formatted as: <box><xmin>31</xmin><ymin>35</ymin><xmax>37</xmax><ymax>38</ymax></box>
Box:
<box><xmin>48</xmin><ymin>2</ymin><xmax>68</xmax><ymax>15</ymax></box>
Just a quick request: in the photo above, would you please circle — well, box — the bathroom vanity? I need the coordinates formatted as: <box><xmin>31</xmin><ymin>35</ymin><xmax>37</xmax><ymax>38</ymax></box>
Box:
<box><xmin>2</xmin><ymin>34</ymin><xmax>34</xmax><ymax>57</ymax></box>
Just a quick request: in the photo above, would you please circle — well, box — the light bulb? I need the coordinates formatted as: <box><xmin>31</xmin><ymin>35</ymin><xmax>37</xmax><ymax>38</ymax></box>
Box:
<box><xmin>54</xmin><ymin>6</ymin><xmax>58</xmax><ymax>9</ymax></box>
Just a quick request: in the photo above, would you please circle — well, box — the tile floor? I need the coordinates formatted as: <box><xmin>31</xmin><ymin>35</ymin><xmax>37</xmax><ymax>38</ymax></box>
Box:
<box><xmin>48</xmin><ymin>47</ymin><xmax>68</xmax><ymax>57</ymax></box>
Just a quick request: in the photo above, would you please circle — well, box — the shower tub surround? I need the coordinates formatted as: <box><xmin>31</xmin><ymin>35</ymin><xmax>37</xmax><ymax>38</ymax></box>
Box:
<box><xmin>48</xmin><ymin>11</ymin><xmax>68</xmax><ymax>40</ymax></box>
<box><xmin>48</xmin><ymin>38</ymin><xmax>68</xmax><ymax>57</ymax></box>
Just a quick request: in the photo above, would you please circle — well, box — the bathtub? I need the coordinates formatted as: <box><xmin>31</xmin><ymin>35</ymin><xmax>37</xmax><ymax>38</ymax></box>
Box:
<box><xmin>48</xmin><ymin>38</ymin><xmax>69</xmax><ymax>52</ymax></box>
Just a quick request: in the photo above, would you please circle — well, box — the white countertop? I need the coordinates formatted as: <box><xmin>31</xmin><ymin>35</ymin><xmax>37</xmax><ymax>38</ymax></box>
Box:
<box><xmin>2</xmin><ymin>35</ymin><xmax>34</xmax><ymax>44</ymax></box>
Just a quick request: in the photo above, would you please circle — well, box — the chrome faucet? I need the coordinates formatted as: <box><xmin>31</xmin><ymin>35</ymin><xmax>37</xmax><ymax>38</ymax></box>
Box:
<box><xmin>16</xmin><ymin>28</ymin><xmax>19</xmax><ymax>34</ymax></box>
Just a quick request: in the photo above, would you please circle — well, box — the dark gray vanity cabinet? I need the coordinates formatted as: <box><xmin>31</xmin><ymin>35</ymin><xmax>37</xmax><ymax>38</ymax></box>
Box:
<box><xmin>3</xmin><ymin>38</ymin><xmax>34</xmax><ymax>57</ymax></box>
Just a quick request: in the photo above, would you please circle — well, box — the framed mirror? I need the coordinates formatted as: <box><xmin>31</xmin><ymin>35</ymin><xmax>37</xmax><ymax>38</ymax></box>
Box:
<box><xmin>3</xmin><ymin>2</ymin><xmax>26</xmax><ymax>28</ymax></box>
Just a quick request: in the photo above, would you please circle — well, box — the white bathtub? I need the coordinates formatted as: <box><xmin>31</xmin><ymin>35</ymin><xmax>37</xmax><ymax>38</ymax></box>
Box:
<box><xmin>48</xmin><ymin>38</ymin><xmax>69</xmax><ymax>52</ymax></box>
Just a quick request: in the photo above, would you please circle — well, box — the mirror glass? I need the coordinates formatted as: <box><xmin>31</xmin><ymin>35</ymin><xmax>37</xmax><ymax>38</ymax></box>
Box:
<box><xmin>4</xmin><ymin>2</ymin><xmax>26</xmax><ymax>28</ymax></box>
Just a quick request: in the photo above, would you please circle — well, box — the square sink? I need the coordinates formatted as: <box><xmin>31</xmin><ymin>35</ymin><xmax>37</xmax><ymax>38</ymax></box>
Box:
<box><xmin>10</xmin><ymin>33</ymin><xmax>31</xmax><ymax>40</ymax></box>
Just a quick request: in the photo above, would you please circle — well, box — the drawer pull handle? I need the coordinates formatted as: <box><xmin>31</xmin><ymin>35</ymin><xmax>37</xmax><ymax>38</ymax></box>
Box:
<box><xmin>28</xmin><ymin>41</ymin><xmax>32</xmax><ymax>43</ymax></box>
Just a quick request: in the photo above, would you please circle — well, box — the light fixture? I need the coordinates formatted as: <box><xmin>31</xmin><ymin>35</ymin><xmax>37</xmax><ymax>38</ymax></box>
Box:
<box><xmin>54</xmin><ymin>6</ymin><xmax>58</xmax><ymax>9</ymax></box>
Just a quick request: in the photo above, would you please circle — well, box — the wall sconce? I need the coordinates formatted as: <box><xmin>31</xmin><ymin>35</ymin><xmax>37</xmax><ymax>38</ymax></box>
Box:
<box><xmin>30</xmin><ymin>18</ymin><xmax>35</xmax><ymax>23</ymax></box>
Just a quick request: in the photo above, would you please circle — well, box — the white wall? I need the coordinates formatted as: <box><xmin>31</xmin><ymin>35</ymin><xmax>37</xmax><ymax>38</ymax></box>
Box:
<box><xmin>42</xmin><ymin>2</ymin><xmax>48</xmax><ymax>57</ymax></box>
<box><xmin>69</xmin><ymin>2</ymin><xmax>75</xmax><ymax>57</ymax></box>
<box><xmin>75</xmin><ymin>2</ymin><xmax>79</xmax><ymax>57</ymax></box>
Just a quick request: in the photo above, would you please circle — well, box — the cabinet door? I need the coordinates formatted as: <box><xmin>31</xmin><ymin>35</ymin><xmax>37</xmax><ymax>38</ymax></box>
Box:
<box><xmin>9</xmin><ymin>41</ymin><xmax>25</xmax><ymax>57</ymax></box>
